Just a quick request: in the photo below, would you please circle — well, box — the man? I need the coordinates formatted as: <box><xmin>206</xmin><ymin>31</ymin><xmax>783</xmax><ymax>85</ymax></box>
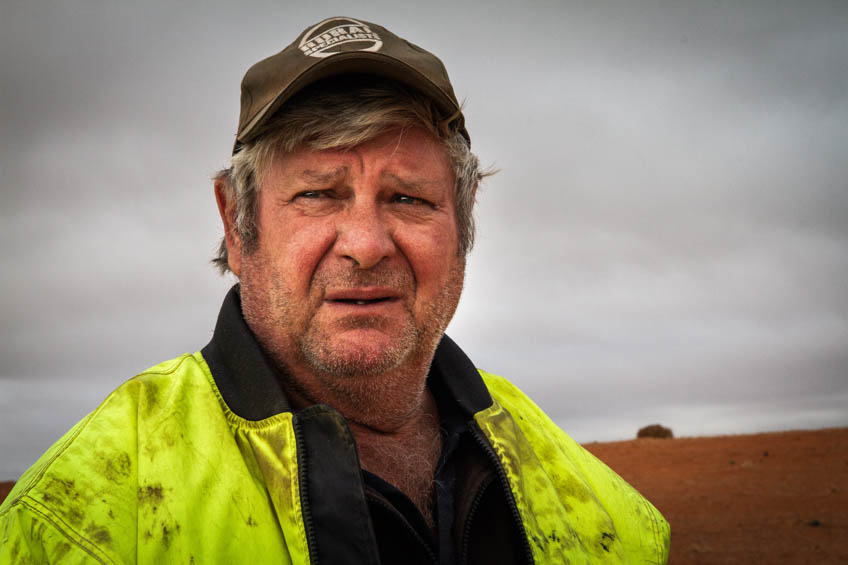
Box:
<box><xmin>0</xmin><ymin>17</ymin><xmax>669</xmax><ymax>564</ymax></box>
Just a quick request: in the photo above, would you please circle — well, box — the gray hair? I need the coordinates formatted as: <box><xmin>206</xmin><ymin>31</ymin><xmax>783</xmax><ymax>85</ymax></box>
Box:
<box><xmin>213</xmin><ymin>76</ymin><xmax>489</xmax><ymax>275</ymax></box>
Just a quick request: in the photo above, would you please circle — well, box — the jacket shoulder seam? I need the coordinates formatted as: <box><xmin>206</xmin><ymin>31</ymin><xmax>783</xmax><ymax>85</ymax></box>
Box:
<box><xmin>11</xmin><ymin>496</ymin><xmax>115</xmax><ymax>564</ymax></box>
<box><xmin>133</xmin><ymin>353</ymin><xmax>194</xmax><ymax>377</ymax></box>
<box><xmin>639</xmin><ymin>492</ymin><xmax>667</xmax><ymax>562</ymax></box>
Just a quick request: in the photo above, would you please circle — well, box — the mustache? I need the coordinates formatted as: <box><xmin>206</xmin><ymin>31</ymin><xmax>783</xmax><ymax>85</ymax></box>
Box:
<box><xmin>312</xmin><ymin>263</ymin><xmax>415</xmax><ymax>291</ymax></box>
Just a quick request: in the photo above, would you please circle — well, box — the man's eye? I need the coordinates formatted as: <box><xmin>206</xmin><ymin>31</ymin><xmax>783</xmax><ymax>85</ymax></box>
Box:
<box><xmin>296</xmin><ymin>190</ymin><xmax>325</xmax><ymax>199</ymax></box>
<box><xmin>392</xmin><ymin>194</ymin><xmax>429</xmax><ymax>206</ymax></box>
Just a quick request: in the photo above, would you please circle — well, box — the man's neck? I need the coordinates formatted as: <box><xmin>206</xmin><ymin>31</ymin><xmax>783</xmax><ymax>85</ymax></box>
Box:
<box><xmin>282</xmin><ymin>368</ymin><xmax>443</xmax><ymax>526</ymax></box>
<box><xmin>351</xmin><ymin>388</ymin><xmax>442</xmax><ymax>530</ymax></box>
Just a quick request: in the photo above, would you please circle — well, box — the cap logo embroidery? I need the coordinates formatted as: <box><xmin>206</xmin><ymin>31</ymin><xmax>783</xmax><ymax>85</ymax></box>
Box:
<box><xmin>299</xmin><ymin>17</ymin><xmax>383</xmax><ymax>58</ymax></box>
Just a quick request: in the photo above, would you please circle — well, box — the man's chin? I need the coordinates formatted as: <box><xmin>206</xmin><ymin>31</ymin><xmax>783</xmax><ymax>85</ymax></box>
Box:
<box><xmin>298</xmin><ymin>328</ymin><xmax>418</xmax><ymax>378</ymax></box>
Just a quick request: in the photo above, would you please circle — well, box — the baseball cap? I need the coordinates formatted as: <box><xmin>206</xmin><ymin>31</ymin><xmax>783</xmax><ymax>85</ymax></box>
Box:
<box><xmin>234</xmin><ymin>16</ymin><xmax>468</xmax><ymax>152</ymax></box>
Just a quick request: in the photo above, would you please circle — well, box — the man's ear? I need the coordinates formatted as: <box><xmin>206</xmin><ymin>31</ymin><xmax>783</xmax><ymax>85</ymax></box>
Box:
<box><xmin>214</xmin><ymin>178</ymin><xmax>242</xmax><ymax>277</ymax></box>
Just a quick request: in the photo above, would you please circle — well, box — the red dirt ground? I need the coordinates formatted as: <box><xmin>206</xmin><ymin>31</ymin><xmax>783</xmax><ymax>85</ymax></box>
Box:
<box><xmin>2</xmin><ymin>428</ymin><xmax>846</xmax><ymax>563</ymax></box>
<box><xmin>584</xmin><ymin>428</ymin><xmax>848</xmax><ymax>564</ymax></box>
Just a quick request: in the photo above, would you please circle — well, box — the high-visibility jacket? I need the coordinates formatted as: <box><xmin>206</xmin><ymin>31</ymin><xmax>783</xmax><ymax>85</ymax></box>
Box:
<box><xmin>0</xmin><ymin>291</ymin><xmax>669</xmax><ymax>564</ymax></box>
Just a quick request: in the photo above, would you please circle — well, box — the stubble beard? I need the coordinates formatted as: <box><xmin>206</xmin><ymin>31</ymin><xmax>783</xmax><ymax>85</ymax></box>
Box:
<box><xmin>241</xmin><ymin>257</ymin><xmax>466</xmax><ymax>407</ymax></box>
<box><xmin>297</xmin><ymin>260</ymin><xmax>465</xmax><ymax>400</ymax></box>
<box><xmin>298</xmin><ymin>309</ymin><xmax>420</xmax><ymax>379</ymax></box>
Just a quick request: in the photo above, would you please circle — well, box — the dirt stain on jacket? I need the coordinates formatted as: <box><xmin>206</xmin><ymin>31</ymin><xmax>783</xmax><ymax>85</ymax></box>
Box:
<box><xmin>138</xmin><ymin>484</ymin><xmax>165</xmax><ymax>514</ymax></box>
<box><xmin>41</xmin><ymin>477</ymin><xmax>88</xmax><ymax>528</ymax></box>
<box><xmin>102</xmin><ymin>451</ymin><xmax>132</xmax><ymax>483</ymax></box>
<box><xmin>51</xmin><ymin>542</ymin><xmax>72</xmax><ymax>561</ymax></box>
<box><xmin>85</xmin><ymin>523</ymin><xmax>112</xmax><ymax>545</ymax></box>
<box><xmin>142</xmin><ymin>385</ymin><xmax>159</xmax><ymax>418</ymax></box>
<box><xmin>599</xmin><ymin>531</ymin><xmax>615</xmax><ymax>552</ymax></box>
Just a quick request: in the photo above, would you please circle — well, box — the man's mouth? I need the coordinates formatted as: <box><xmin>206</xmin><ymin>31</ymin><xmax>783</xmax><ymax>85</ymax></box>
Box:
<box><xmin>332</xmin><ymin>298</ymin><xmax>393</xmax><ymax>306</ymax></box>
<box><xmin>324</xmin><ymin>287</ymin><xmax>401</xmax><ymax>306</ymax></box>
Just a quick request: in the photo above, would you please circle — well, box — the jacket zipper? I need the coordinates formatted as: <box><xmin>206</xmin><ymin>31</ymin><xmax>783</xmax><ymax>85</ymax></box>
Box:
<box><xmin>469</xmin><ymin>424</ymin><xmax>535</xmax><ymax>565</ymax></box>
<box><xmin>292</xmin><ymin>418</ymin><xmax>320</xmax><ymax>565</ymax></box>
<box><xmin>459</xmin><ymin>475</ymin><xmax>494</xmax><ymax>564</ymax></box>
<box><xmin>366</xmin><ymin>493</ymin><xmax>439</xmax><ymax>564</ymax></box>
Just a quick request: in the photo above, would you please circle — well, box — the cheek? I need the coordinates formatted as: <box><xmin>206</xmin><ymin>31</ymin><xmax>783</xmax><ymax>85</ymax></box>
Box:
<box><xmin>399</xmin><ymin>225</ymin><xmax>461</xmax><ymax>291</ymax></box>
<box><xmin>275</xmin><ymin>220</ymin><xmax>337</xmax><ymax>290</ymax></box>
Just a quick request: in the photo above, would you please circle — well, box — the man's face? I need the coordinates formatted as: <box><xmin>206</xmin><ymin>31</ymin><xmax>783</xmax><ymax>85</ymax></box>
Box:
<box><xmin>233</xmin><ymin>127</ymin><xmax>464</xmax><ymax>392</ymax></box>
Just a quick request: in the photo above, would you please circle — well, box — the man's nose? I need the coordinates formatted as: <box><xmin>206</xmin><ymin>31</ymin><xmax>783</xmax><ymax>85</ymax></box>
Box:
<box><xmin>334</xmin><ymin>202</ymin><xmax>395</xmax><ymax>269</ymax></box>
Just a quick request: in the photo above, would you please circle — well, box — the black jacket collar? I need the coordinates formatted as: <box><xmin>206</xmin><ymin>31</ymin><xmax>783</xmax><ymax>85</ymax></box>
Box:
<box><xmin>201</xmin><ymin>285</ymin><xmax>493</xmax><ymax>421</ymax></box>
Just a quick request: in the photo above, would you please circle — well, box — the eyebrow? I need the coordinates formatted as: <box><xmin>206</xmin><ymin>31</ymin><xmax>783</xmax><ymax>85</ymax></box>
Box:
<box><xmin>296</xmin><ymin>167</ymin><xmax>348</xmax><ymax>185</ymax></box>
<box><xmin>381</xmin><ymin>172</ymin><xmax>437</xmax><ymax>192</ymax></box>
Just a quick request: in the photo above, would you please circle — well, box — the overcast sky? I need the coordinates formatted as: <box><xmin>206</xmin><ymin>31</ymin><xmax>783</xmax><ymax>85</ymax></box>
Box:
<box><xmin>2</xmin><ymin>0</ymin><xmax>847</xmax><ymax>479</ymax></box>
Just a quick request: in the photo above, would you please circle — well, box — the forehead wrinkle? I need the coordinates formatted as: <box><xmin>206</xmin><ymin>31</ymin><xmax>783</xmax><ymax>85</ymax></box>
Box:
<box><xmin>347</xmin><ymin>146</ymin><xmax>365</xmax><ymax>175</ymax></box>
